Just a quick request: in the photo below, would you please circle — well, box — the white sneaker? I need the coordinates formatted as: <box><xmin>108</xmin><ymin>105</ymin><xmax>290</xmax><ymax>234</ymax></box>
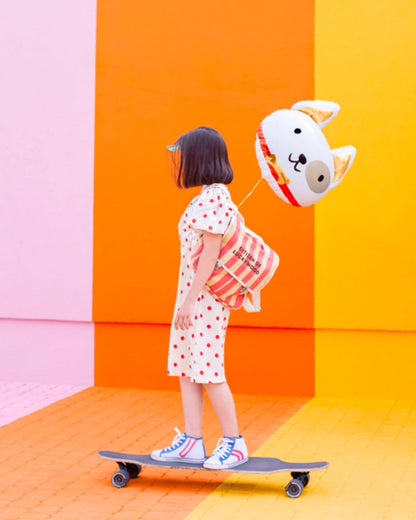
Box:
<box><xmin>151</xmin><ymin>428</ymin><xmax>206</xmax><ymax>463</ymax></box>
<box><xmin>203</xmin><ymin>436</ymin><xmax>248</xmax><ymax>469</ymax></box>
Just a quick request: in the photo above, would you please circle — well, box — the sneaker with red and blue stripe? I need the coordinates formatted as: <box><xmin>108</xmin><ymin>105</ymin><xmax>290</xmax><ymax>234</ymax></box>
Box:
<box><xmin>203</xmin><ymin>435</ymin><xmax>248</xmax><ymax>469</ymax></box>
<box><xmin>151</xmin><ymin>428</ymin><xmax>206</xmax><ymax>463</ymax></box>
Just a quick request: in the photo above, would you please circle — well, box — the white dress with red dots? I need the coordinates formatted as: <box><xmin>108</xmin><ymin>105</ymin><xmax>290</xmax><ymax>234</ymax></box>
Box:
<box><xmin>167</xmin><ymin>183</ymin><xmax>238</xmax><ymax>384</ymax></box>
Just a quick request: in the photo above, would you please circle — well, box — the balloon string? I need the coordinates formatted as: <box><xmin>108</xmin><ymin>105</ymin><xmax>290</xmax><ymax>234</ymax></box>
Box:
<box><xmin>238</xmin><ymin>177</ymin><xmax>263</xmax><ymax>208</ymax></box>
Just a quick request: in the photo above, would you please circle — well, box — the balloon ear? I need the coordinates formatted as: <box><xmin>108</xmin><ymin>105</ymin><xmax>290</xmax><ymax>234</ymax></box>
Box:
<box><xmin>331</xmin><ymin>146</ymin><xmax>356</xmax><ymax>186</ymax></box>
<box><xmin>291</xmin><ymin>100</ymin><xmax>340</xmax><ymax>128</ymax></box>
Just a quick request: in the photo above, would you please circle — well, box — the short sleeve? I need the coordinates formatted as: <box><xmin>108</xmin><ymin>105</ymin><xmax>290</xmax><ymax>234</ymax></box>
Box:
<box><xmin>188</xmin><ymin>185</ymin><xmax>236</xmax><ymax>235</ymax></box>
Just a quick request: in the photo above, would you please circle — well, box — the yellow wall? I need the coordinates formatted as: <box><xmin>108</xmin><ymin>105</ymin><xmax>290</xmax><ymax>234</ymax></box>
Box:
<box><xmin>316</xmin><ymin>330</ymin><xmax>416</xmax><ymax>398</ymax></box>
<box><xmin>315</xmin><ymin>0</ymin><xmax>416</xmax><ymax>396</ymax></box>
<box><xmin>315</xmin><ymin>0</ymin><xmax>416</xmax><ymax>331</ymax></box>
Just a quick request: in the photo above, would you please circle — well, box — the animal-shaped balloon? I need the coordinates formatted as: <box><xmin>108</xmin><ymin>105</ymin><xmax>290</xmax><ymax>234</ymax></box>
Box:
<box><xmin>255</xmin><ymin>100</ymin><xmax>356</xmax><ymax>207</ymax></box>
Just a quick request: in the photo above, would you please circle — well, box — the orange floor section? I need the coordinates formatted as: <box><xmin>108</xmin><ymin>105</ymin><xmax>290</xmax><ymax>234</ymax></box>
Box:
<box><xmin>0</xmin><ymin>388</ymin><xmax>306</xmax><ymax>520</ymax></box>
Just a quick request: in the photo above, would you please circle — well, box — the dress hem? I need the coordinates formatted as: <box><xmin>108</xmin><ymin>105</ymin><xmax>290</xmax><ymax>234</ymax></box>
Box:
<box><xmin>167</xmin><ymin>371</ymin><xmax>226</xmax><ymax>385</ymax></box>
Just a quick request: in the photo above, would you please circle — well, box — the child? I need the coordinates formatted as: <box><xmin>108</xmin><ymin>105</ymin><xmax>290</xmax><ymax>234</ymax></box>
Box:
<box><xmin>151</xmin><ymin>126</ymin><xmax>248</xmax><ymax>469</ymax></box>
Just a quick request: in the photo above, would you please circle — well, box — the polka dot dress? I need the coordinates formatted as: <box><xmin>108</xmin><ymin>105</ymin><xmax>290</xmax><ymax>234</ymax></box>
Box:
<box><xmin>167</xmin><ymin>184</ymin><xmax>238</xmax><ymax>384</ymax></box>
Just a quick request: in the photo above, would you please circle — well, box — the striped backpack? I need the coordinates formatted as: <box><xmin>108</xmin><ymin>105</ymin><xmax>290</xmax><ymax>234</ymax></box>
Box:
<box><xmin>191</xmin><ymin>215</ymin><xmax>279</xmax><ymax>312</ymax></box>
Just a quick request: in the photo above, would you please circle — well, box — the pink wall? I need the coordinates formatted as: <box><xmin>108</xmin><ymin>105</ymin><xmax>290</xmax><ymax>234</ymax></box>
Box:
<box><xmin>0</xmin><ymin>0</ymin><xmax>95</xmax><ymax>321</ymax></box>
<box><xmin>0</xmin><ymin>319</ymin><xmax>94</xmax><ymax>386</ymax></box>
<box><xmin>0</xmin><ymin>1</ymin><xmax>96</xmax><ymax>384</ymax></box>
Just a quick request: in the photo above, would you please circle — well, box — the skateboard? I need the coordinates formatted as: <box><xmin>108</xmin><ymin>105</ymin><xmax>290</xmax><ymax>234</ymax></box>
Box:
<box><xmin>98</xmin><ymin>450</ymin><xmax>329</xmax><ymax>498</ymax></box>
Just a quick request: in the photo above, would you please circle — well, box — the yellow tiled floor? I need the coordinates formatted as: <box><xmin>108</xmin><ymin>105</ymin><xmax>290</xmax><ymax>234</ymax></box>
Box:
<box><xmin>186</xmin><ymin>398</ymin><xmax>416</xmax><ymax>520</ymax></box>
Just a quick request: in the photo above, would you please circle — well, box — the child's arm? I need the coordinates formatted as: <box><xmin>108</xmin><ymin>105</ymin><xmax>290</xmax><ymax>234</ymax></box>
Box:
<box><xmin>174</xmin><ymin>231</ymin><xmax>222</xmax><ymax>330</ymax></box>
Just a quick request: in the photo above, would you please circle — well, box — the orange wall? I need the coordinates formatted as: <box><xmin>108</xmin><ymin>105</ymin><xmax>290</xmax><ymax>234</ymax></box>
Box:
<box><xmin>94</xmin><ymin>0</ymin><xmax>315</xmax><ymax>393</ymax></box>
<box><xmin>95</xmin><ymin>324</ymin><xmax>314</xmax><ymax>395</ymax></box>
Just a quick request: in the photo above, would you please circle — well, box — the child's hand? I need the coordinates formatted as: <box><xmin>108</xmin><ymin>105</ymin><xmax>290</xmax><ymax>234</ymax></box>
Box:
<box><xmin>174</xmin><ymin>301</ymin><xmax>194</xmax><ymax>330</ymax></box>
<box><xmin>174</xmin><ymin>232</ymin><xmax>221</xmax><ymax>331</ymax></box>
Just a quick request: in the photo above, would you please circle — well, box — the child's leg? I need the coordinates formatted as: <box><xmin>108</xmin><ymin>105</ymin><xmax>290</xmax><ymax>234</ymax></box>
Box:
<box><xmin>202</xmin><ymin>382</ymin><xmax>248</xmax><ymax>469</ymax></box>
<box><xmin>180</xmin><ymin>376</ymin><xmax>204</xmax><ymax>438</ymax></box>
<box><xmin>203</xmin><ymin>382</ymin><xmax>239</xmax><ymax>438</ymax></box>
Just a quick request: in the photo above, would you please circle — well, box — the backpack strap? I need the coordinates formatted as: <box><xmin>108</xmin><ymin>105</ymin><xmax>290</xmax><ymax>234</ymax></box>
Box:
<box><xmin>242</xmin><ymin>292</ymin><xmax>262</xmax><ymax>313</ymax></box>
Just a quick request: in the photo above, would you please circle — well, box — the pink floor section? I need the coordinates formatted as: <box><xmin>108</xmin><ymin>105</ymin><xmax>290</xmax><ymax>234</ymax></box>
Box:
<box><xmin>0</xmin><ymin>381</ymin><xmax>89</xmax><ymax>427</ymax></box>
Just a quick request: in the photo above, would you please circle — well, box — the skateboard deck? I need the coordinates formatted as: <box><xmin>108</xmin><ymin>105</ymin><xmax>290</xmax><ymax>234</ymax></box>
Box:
<box><xmin>98</xmin><ymin>450</ymin><xmax>329</xmax><ymax>498</ymax></box>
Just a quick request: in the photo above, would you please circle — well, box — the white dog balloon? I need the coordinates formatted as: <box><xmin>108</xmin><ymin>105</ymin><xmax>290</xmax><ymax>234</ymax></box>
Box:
<box><xmin>255</xmin><ymin>100</ymin><xmax>356</xmax><ymax>207</ymax></box>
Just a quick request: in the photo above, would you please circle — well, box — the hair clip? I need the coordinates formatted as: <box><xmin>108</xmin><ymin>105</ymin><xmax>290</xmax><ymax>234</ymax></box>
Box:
<box><xmin>167</xmin><ymin>144</ymin><xmax>180</xmax><ymax>152</ymax></box>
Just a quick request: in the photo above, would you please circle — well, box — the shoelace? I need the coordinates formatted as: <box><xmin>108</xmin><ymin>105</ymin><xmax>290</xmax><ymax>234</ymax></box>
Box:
<box><xmin>212</xmin><ymin>437</ymin><xmax>234</xmax><ymax>460</ymax></box>
<box><xmin>165</xmin><ymin>427</ymin><xmax>185</xmax><ymax>452</ymax></box>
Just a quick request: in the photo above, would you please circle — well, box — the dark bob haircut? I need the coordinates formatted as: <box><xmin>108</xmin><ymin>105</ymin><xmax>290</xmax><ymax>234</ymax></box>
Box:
<box><xmin>170</xmin><ymin>127</ymin><xmax>233</xmax><ymax>189</ymax></box>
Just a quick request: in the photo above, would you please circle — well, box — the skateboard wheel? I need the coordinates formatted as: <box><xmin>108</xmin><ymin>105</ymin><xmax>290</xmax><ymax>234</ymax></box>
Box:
<box><xmin>126</xmin><ymin>463</ymin><xmax>141</xmax><ymax>479</ymax></box>
<box><xmin>285</xmin><ymin>479</ymin><xmax>304</xmax><ymax>498</ymax></box>
<box><xmin>112</xmin><ymin>469</ymin><xmax>130</xmax><ymax>488</ymax></box>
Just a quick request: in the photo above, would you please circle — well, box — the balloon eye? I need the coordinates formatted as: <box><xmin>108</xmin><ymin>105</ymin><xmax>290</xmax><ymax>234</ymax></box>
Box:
<box><xmin>294</xmin><ymin>128</ymin><xmax>302</xmax><ymax>134</ymax></box>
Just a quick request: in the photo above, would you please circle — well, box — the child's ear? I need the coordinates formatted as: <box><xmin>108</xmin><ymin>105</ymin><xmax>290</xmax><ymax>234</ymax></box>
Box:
<box><xmin>291</xmin><ymin>100</ymin><xmax>340</xmax><ymax>129</ymax></box>
<box><xmin>331</xmin><ymin>146</ymin><xmax>356</xmax><ymax>187</ymax></box>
